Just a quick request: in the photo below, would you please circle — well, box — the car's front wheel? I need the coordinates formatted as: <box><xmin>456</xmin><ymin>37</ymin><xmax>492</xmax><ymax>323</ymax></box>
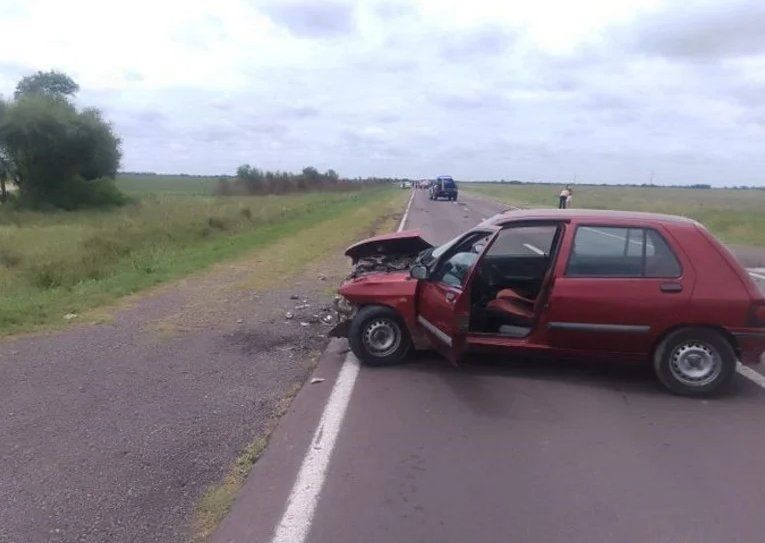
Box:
<box><xmin>348</xmin><ymin>305</ymin><xmax>411</xmax><ymax>366</ymax></box>
<box><xmin>653</xmin><ymin>327</ymin><xmax>736</xmax><ymax>396</ymax></box>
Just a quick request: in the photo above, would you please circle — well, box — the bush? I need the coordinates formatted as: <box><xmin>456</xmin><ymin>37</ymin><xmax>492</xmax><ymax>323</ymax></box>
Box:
<box><xmin>17</xmin><ymin>176</ymin><xmax>129</xmax><ymax>210</ymax></box>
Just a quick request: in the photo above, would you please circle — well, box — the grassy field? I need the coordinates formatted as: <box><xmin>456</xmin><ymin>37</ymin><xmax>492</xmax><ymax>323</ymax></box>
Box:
<box><xmin>0</xmin><ymin>183</ymin><xmax>405</xmax><ymax>335</ymax></box>
<box><xmin>466</xmin><ymin>183</ymin><xmax>765</xmax><ymax>247</ymax></box>
<box><xmin>115</xmin><ymin>173</ymin><xmax>220</xmax><ymax>195</ymax></box>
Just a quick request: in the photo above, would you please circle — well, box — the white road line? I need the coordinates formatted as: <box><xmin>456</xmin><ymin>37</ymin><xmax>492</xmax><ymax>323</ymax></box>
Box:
<box><xmin>748</xmin><ymin>270</ymin><xmax>765</xmax><ymax>281</ymax></box>
<box><xmin>270</xmin><ymin>191</ymin><xmax>414</xmax><ymax>543</ymax></box>
<box><xmin>523</xmin><ymin>243</ymin><xmax>545</xmax><ymax>255</ymax></box>
<box><xmin>737</xmin><ymin>363</ymin><xmax>765</xmax><ymax>389</ymax></box>
<box><xmin>270</xmin><ymin>354</ymin><xmax>360</xmax><ymax>543</ymax></box>
<box><xmin>398</xmin><ymin>189</ymin><xmax>416</xmax><ymax>233</ymax></box>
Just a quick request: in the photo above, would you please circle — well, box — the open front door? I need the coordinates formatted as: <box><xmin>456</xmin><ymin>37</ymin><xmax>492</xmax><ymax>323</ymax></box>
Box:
<box><xmin>416</xmin><ymin>229</ymin><xmax>497</xmax><ymax>363</ymax></box>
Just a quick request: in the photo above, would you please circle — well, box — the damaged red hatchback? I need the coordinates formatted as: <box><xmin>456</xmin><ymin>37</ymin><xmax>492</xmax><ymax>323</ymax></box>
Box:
<box><xmin>331</xmin><ymin>209</ymin><xmax>765</xmax><ymax>395</ymax></box>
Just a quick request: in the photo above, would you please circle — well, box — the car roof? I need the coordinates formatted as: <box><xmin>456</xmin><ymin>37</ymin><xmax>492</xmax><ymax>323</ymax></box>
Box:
<box><xmin>491</xmin><ymin>208</ymin><xmax>699</xmax><ymax>227</ymax></box>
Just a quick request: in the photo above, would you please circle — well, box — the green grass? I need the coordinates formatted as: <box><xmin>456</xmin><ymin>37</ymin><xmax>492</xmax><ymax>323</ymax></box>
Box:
<box><xmin>0</xmin><ymin>187</ymin><xmax>400</xmax><ymax>335</ymax></box>
<box><xmin>192</xmin><ymin>435</ymin><xmax>269</xmax><ymax>543</ymax></box>
<box><xmin>116</xmin><ymin>173</ymin><xmax>220</xmax><ymax>195</ymax></box>
<box><xmin>466</xmin><ymin>183</ymin><xmax>765</xmax><ymax>247</ymax></box>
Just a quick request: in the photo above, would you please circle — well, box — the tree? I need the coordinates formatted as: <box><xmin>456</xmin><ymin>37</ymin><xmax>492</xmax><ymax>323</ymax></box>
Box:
<box><xmin>0</xmin><ymin>72</ymin><xmax>124</xmax><ymax>209</ymax></box>
<box><xmin>76</xmin><ymin>108</ymin><xmax>121</xmax><ymax>180</ymax></box>
<box><xmin>14</xmin><ymin>70</ymin><xmax>79</xmax><ymax>100</ymax></box>
<box><xmin>0</xmin><ymin>157</ymin><xmax>7</xmax><ymax>203</ymax></box>
<box><xmin>0</xmin><ymin>100</ymin><xmax>8</xmax><ymax>202</ymax></box>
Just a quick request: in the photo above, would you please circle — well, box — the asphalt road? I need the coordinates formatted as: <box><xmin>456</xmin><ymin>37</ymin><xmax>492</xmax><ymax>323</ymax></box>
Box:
<box><xmin>0</xmin><ymin>262</ymin><xmax>337</xmax><ymax>543</ymax></box>
<box><xmin>216</xmin><ymin>189</ymin><xmax>765</xmax><ymax>543</ymax></box>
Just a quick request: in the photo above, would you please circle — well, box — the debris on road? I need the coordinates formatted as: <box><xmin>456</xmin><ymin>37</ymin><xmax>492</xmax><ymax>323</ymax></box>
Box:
<box><xmin>285</xmin><ymin>312</ymin><xmax>294</xmax><ymax>320</ymax></box>
<box><xmin>300</xmin><ymin>322</ymin><xmax>310</xmax><ymax>327</ymax></box>
<box><xmin>236</xmin><ymin>319</ymin><xmax>244</xmax><ymax>324</ymax></box>
<box><xmin>290</xmin><ymin>294</ymin><xmax>300</xmax><ymax>300</ymax></box>
<box><xmin>318</xmin><ymin>273</ymin><xmax>327</xmax><ymax>281</ymax></box>
<box><xmin>310</xmin><ymin>377</ymin><xmax>325</xmax><ymax>384</ymax></box>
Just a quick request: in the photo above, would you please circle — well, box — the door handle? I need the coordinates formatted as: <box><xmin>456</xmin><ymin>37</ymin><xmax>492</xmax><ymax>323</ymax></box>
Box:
<box><xmin>660</xmin><ymin>282</ymin><xmax>683</xmax><ymax>293</ymax></box>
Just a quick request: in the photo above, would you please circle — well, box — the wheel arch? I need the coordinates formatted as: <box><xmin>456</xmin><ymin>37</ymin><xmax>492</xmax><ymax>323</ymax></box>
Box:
<box><xmin>353</xmin><ymin>302</ymin><xmax>429</xmax><ymax>350</ymax></box>
<box><xmin>650</xmin><ymin>324</ymin><xmax>740</xmax><ymax>360</ymax></box>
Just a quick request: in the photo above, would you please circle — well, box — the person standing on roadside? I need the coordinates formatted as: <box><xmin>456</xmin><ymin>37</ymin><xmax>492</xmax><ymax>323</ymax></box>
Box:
<box><xmin>566</xmin><ymin>186</ymin><xmax>574</xmax><ymax>208</ymax></box>
<box><xmin>558</xmin><ymin>186</ymin><xmax>570</xmax><ymax>209</ymax></box>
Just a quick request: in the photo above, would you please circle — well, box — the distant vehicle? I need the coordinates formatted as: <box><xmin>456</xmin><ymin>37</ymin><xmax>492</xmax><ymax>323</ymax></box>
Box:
<box><xmin>400</xmin><ymin>181</ymin><xmax>411</xmax><ymax>189</ymax></box>
<box><xmin>429</xmin><ymin>176</ymin><xmax>458</xmax><ymax>201</ymax></box>
<box><xmin>419</xmin><ymin>180</ymin><xmax>430</xmax><ymax>190</ymax></box>
<box><xmin>331</xmin><ymin>209</ymin><xmax>765</xmax><ymax>396</ymax></box>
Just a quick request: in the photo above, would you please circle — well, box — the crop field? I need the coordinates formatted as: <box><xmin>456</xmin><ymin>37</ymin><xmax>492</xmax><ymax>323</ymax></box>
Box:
<box><xmin>466</xmin><ymin>183</ymin><xmax>765</xmax><ymax>247</ymax></box>
<box><xmin>116</xmin><ymin>173</ymin><xmax>221</xmax><ymax>195</ymax></box>
<box><xmin>0</xmin><ymin>185</ymin><xmax>405</xmax><ymax>334</ymax></box>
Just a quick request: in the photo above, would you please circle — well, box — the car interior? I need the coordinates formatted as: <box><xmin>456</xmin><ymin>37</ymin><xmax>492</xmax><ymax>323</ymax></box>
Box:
<box><xmin>468</xmin><ymin>224</ymin><xmax>564</xmax><ymax>337</ymax></box>
<box><xmin>428</xmin><ymin>224</ymin><xmax>564</xmax><ymax>338</ymax></box>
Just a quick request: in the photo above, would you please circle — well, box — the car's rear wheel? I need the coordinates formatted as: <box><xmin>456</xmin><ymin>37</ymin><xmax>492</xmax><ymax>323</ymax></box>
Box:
<box><xmin>653</xmin><ymin>327</ymin><xmax>736</xmax><ymax>396</ymax></box>
<box><xmin>349</xmin><ymin>305</ymin><xmax>411</xmax><ymax>366</ymax></box>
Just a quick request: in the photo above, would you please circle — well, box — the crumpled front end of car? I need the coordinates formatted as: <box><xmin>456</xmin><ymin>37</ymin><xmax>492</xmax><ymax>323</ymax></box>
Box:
<box><xmin>328</xmin><ymin>230</ymin><xmax>430</xmax><ymax>339</ymax></box>
<box><xmin>328</xmin><ymin>294</ymin><xmax>357</xmax><ymax>338</ymax></box>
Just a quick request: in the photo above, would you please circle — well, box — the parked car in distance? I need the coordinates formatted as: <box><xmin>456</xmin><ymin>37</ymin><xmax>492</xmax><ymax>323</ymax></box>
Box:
<box><xmin>331</xmin><ymin>209</ymin><xmax>765</xmax><ymax>396</ymax></box>
<box><xmin>400</xmin><ymin>181</ymin><xmax>411</xmax><ymax>189</ymax></box>
<box><xmin>429</xmin><ymin>176</ymin><xmax>458</xmax><ymax>200</ymax></box>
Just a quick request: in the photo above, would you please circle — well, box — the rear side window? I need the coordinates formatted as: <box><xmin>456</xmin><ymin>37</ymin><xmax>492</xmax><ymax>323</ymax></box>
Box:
<box><xmin>567</xmin><ymin>226</ymin><xmax>681</xmax><ymax>278</ymax></box>
<box><xmin>443</xmin><ymin>179</ymin><xmax>456</xmax><ymax>188</ymax></box>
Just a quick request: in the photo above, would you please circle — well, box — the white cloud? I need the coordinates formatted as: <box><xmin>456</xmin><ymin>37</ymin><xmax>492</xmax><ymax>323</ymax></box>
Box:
<box><xmin>0</xmin><ymin>0</ymin><xmax>763</xmax><ymax>185</ymax></box>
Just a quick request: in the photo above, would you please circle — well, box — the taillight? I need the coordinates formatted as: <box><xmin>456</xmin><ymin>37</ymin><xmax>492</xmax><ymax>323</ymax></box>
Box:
<box><xmin>751</xmin><ymin>301</ymin><xmax>765</xmax><ymax>327</ymax></box>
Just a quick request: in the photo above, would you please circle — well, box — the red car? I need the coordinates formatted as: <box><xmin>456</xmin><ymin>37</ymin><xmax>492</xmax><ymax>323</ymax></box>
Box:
<box><xmin>332</xmin><ymin>209</ymin><xmax>765</xmax><ymax>395</ymax></box>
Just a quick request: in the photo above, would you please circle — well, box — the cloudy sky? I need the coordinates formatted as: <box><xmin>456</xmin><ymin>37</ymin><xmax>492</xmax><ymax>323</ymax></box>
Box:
<box><xmin>1</xmin><ymin>0</ymin><xmax>764</xmax><ymax>185</ymax></box>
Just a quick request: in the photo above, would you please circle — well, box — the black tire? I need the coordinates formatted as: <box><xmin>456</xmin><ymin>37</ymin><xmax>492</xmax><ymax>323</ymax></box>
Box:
<box><xmin>348</xmin><ymin>305</ymin><xmax>411</xmax><ymax>366</ymax></box>
<box><xmin>653</xmin><ymin>327</ymin><xmax>736</xmax><ymax>396</ymax></box>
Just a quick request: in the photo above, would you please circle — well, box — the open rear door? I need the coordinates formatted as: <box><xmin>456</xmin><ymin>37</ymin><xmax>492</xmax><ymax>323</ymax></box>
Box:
<box><xmin>415</xmin><ymin>229</ymin><xmax>498</xmax><ymax>363</ymax></box>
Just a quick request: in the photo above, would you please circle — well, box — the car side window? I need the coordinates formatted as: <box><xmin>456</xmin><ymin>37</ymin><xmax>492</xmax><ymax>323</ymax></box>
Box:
<box><xmin>486</xmin><ymin>225</ymin><xmax>558</xmax><ymax>257</ymax></box>
<box><xmin>431</xmin><ymin>233</ymin><xmax>491</xmax><ymax>288</ymax></box>
<box><xmin>644</xmin><ymin>229</ymin><xmax>682</xmax><ymax>277</ymax></box>
<box><xmin>567</xmin><ymin>226</ymin><xmax>681</xmax><ymax>278</ymax></box>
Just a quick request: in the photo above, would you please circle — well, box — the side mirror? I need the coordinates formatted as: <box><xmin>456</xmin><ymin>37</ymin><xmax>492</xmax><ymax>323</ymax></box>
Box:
<box><xmin>410</xmin><ymin>264</ymin><xmax>429</xmax><ymax>280</ymax></box>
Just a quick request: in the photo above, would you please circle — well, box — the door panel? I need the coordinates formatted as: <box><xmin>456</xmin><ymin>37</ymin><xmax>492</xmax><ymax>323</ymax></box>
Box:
<box><xmin>417</xmin><ymin>281</ymin><xmax>463</xmax><ymax>362</ymax></box>
<box><xmin>542</xmin><ymin>223</ymin><xmax>695</xmax><ymax>355</ymax></box>
<box><xmin>543</xmin><ymin>277</ymin><xmax>691</xmax><ymax>354</ymax></box>
<box><xmin>416</xmin><ymin>230</ymin><xmax>498</xmax><ymax>362</ymax></box>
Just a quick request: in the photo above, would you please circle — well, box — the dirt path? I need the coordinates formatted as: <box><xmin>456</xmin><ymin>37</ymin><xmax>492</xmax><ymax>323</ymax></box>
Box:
<box><xmin>0</xmin><ymin>231</ymin><xmax>369</xmax><ymax>543</ymax></box>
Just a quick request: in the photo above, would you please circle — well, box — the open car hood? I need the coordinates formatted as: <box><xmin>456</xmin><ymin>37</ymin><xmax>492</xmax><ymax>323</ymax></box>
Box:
<box><xmin>344</xmin><ymin>230</ymin><xmax>433</xmax><ymax>262</ymax></box>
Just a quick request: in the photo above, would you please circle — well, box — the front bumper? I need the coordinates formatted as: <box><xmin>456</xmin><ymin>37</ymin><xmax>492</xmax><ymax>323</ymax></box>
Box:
<box><xmin>328</xmin><ymin>296</ymin><xmax>357</xmax><ymax>338</ymax></box>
